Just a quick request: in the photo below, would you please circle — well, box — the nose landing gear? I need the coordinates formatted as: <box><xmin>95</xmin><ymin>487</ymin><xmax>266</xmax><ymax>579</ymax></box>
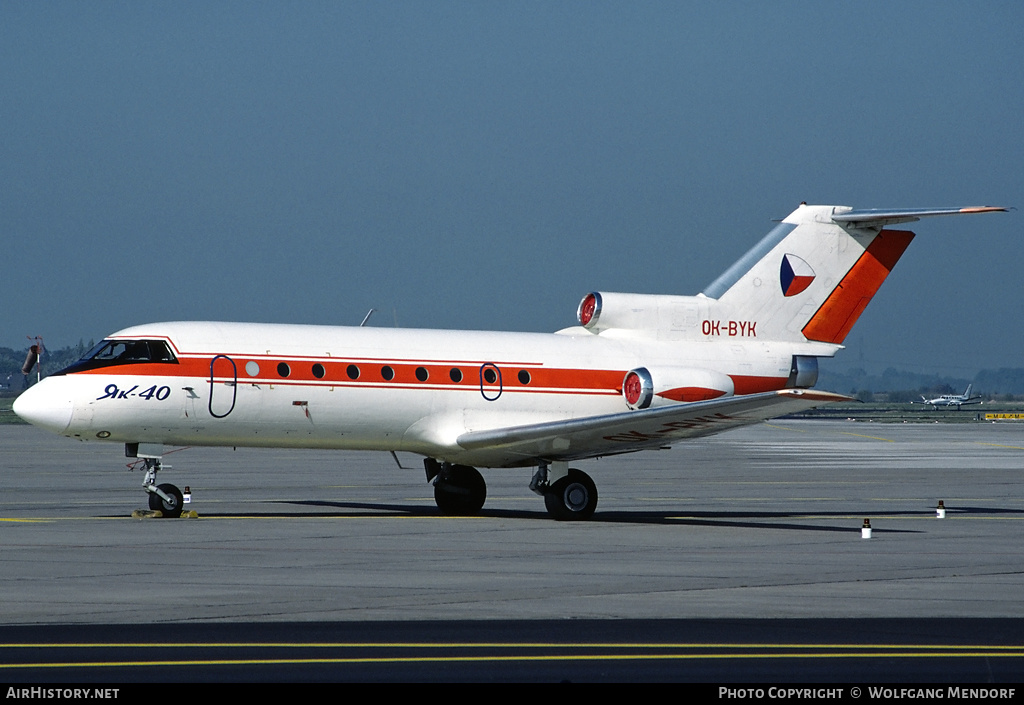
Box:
<box><xmin>147</xmin><ymin>479</ymin><xmax>184</xmax><ymax>518</ymax></box>
<box><xmin>128</xmin><ymin>443</ymin><xmax>185</xmax><ymax>518</ymax></box>
<box><xmin>140</xmin><ymin>458</ymin><xmax>184</xmax><ymax>518</ymax></box>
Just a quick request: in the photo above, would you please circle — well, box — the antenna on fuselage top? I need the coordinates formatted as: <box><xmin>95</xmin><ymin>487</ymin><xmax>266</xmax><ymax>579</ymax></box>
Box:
<box><xmin>360</xmin><ymin>309</ymin><xmax>376</xmax><ymax>327</ymax></box>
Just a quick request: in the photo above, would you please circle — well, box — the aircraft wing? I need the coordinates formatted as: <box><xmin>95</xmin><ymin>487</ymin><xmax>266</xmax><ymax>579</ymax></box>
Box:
<box><xmin>456</xmin><ymin>389</ymin><xmax>850</xmax><ymax>463</ymax></box>
<box><xmin>832</xmin><ymin>206</ymin><xmax>1008</xmax><ymax>228</ymax></box>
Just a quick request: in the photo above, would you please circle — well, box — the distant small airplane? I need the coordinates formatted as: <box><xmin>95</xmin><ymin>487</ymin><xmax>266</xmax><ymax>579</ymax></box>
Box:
<box><xmin>915</xmin><ymin>385</ymin><xmax>982</xmax><ymax>409</ymax></box>
<box><xmin>13</xmin><ymin>203</ymin><xmax>1007</xmax><ymax>520</ymax></box>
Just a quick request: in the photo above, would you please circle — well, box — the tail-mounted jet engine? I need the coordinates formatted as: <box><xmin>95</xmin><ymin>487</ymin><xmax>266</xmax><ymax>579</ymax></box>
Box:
<box><xmin>621</xmin><ymin>366</ymin><xmax>735</xmax><ymax>410</ymax></box>
<box><xmin>577</xmin><ymin>291</ymin><xmax>703</xmax><ymax>334</ymax></box>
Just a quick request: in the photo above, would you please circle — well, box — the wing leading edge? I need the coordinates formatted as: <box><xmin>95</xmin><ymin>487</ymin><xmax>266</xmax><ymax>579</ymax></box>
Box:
<box><xmin>456</xmin><ymin>389</ymin><xmax>850</xmax><ymax>464</ymax></box>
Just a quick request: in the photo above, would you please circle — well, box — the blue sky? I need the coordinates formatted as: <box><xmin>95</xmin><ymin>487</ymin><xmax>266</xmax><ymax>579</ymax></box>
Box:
<box><xmin>2</xmin><ymin>2</ymin><xmax>1020</xmax><ymax>377</ymax></box>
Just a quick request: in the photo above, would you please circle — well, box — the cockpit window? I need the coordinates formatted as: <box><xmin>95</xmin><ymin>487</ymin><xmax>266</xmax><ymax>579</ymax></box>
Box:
<box><xmin>54</xmin><ymin>339</ymin><xmax>178</xmax><ymax>375</ymax></box>
<box><xmin>87</xmin><ymin>340</ymin><xmax>175</xmax><ymax>362</ymax></box>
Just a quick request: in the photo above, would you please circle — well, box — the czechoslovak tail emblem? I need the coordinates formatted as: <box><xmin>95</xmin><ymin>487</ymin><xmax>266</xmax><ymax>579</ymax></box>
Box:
<box><xmin>780</xmin><ymin>253</ymin><xmax>815</xmax><ymax>297</ymax></box>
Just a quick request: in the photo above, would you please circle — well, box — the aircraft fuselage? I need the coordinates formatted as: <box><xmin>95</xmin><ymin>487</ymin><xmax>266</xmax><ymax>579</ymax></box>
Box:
<box><xmin>19</xmin><ymin>321</ymin><xmax>813</xmax><ymax>468</ymax></box>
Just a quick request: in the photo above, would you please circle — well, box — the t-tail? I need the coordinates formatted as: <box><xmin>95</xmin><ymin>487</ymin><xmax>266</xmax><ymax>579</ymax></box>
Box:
<box><xmin>573</xmin><ymin>204</ymin><xmax>1005</xmax><ymax>395</ymax></box>
<box><xmin>701</xmin><ymin>204</ymin><xmax>1007</xmax><ymax>345</ymax></box>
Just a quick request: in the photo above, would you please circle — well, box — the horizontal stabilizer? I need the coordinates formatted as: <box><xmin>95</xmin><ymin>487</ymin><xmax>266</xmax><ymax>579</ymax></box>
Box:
<box><xmin>832</xmin><ymin>206</ymin><xmax>1008</xmax><ymax>228</ymax></box>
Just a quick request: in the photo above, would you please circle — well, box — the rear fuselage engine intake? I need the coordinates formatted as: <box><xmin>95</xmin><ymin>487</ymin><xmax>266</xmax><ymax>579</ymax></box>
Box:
<box><xmin>621</xmin><ymin>366</ymin><xmax>735</xmax><ymax>410</ymax></box>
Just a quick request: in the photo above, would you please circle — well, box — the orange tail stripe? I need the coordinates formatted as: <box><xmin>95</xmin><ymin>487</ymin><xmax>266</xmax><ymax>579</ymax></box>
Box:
<box><xmin>802</xmin><ymin>229</ymin><xmax>915</xmax><ymax>344</ymax></box>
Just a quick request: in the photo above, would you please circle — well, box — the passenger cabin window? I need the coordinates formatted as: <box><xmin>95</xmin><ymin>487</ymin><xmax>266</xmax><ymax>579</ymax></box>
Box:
<box><xmin>55</xmin><ymin>339</ymin><xmax>178</xmax><ymax>375</ymax></box>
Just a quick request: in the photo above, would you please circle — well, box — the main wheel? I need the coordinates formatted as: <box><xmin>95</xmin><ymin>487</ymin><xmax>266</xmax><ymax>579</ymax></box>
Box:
<box><xmin>433</xmin><ymin>465</ymin><xmax>487</xmax><ymax>515</ymax></box>
<box><xmin>148</xmin><ymin>483</ymin><xmax>184</xmax><ymax>518</ymax></box>
<box><xmin>544</xmin><ymin>468</ymin><xmax>598</xmax><ymax>521</ymax></box>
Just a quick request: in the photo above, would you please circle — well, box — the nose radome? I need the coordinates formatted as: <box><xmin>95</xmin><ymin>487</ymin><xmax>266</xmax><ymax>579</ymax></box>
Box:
<box><xmin>12</xmin><ymin>381</ymin><xmax>73</xmax><ymax>434</ymax></box>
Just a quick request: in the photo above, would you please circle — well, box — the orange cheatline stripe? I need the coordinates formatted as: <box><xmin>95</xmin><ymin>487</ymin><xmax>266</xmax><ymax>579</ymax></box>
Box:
<box><xmin>68</xmin><ymin>357</ymin><xmax>791</xmax><ymax>398</ymax></box>
<box><xmin>70</xmin><ymin>357</ymin><xmax>626</xmax><ymax>393</ymax></box>
<box><xmin>802</xmin><ymin>229</ymin><xmax>914</xmax><ymax>345</ymax></box>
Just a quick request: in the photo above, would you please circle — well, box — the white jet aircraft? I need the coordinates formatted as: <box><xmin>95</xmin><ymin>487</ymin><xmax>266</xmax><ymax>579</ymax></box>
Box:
<box><xmin>916</xmin><ymin>385</ymin><xmax>983</xmax><ymax>409</ymax></box>
<box><xmin>13</xmin><ymin>203</ymin><xmax>1006</xmax><ymax>519</ymax></box>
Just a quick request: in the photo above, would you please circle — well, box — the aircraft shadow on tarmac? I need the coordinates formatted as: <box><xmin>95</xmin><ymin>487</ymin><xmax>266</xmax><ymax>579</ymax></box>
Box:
<box><xmin>109</xmin><ymin>499</ymin><xmax>1021</xmax><ymax>533</ymax></box>
<box><xmin>200</xmin><ymin>498</ymin><xmax>1024</xmax><ymax>533</ymax></box>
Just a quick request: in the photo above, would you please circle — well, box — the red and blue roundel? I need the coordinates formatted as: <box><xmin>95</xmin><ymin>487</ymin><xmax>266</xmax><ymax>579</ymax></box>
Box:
<box><xmin>780</xmin><ymin>254</ymin><xmax>815</xmax><ymax>297</ymax></box>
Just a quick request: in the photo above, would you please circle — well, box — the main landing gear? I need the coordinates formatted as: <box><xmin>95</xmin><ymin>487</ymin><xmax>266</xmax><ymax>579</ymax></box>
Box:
<box><xmin>531</xmin><ymin>463</ymin><xmax>598</xmax><ymax>521</ymax></box>
<box><xmin>425</xmin><ymin>460</ymin><xmax>487</xmax><ymax>516</ymax></box>
<box><xmin>425</xmin><ymin>458</ymin><xmax>598</xmax><ymax>520</ymax></box>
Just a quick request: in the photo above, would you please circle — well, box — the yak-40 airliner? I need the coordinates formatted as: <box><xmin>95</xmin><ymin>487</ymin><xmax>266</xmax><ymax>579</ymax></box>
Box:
<box><xmin>14</xmin><ymin>203</ymin><xmax>1006</xmax><ymax>519</ymax></box>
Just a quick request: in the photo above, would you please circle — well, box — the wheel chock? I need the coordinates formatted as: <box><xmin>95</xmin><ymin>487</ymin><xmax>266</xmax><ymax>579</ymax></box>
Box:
<box><xmin>131</xmin><ymin>509</ymin><xmax>199</xmax><ymax>519</ymax></box>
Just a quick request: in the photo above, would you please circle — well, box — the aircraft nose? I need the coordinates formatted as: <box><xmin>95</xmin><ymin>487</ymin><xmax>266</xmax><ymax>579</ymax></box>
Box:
<box><xmin>12</xmin><ymin>381</ymin><xmax>74</xmax><ymax>434</ymax></box>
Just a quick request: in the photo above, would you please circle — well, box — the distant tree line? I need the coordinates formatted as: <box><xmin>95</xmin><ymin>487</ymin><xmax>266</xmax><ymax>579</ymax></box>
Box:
<box><xmin>819</xmin><ymin>366</ymin><xmax>1024</xmax><ymax>402</ymax></box>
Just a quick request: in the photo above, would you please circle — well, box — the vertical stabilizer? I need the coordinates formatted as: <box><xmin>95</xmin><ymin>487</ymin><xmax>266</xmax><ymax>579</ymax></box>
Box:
<box><xmin>703</xmin><ymin>204</ymin><xmax>913</xmax><ymax>344</ymax></box>
<box><xmin>701</xmin><ymin>204</ymin><xmax>1006</xmax><ymax>345</ymax></box>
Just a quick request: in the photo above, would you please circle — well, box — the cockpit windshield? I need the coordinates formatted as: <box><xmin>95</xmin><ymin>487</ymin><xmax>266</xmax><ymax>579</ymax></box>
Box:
<box><xmin>54</xmin><ymin>339</ymin><xmax>179</xmax><ymax>375</ymax></box>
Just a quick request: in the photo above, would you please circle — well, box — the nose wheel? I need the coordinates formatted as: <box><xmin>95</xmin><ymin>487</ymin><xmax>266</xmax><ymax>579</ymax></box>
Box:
<box><xmin>140</xmin><ymin>457</ymin><xmax>185</xmax><ymax>518</ymax></box>
<box><xmin>148</xmin><ymin>483</ymin><xmax>184</xmax><ymax>518</ymax></box>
